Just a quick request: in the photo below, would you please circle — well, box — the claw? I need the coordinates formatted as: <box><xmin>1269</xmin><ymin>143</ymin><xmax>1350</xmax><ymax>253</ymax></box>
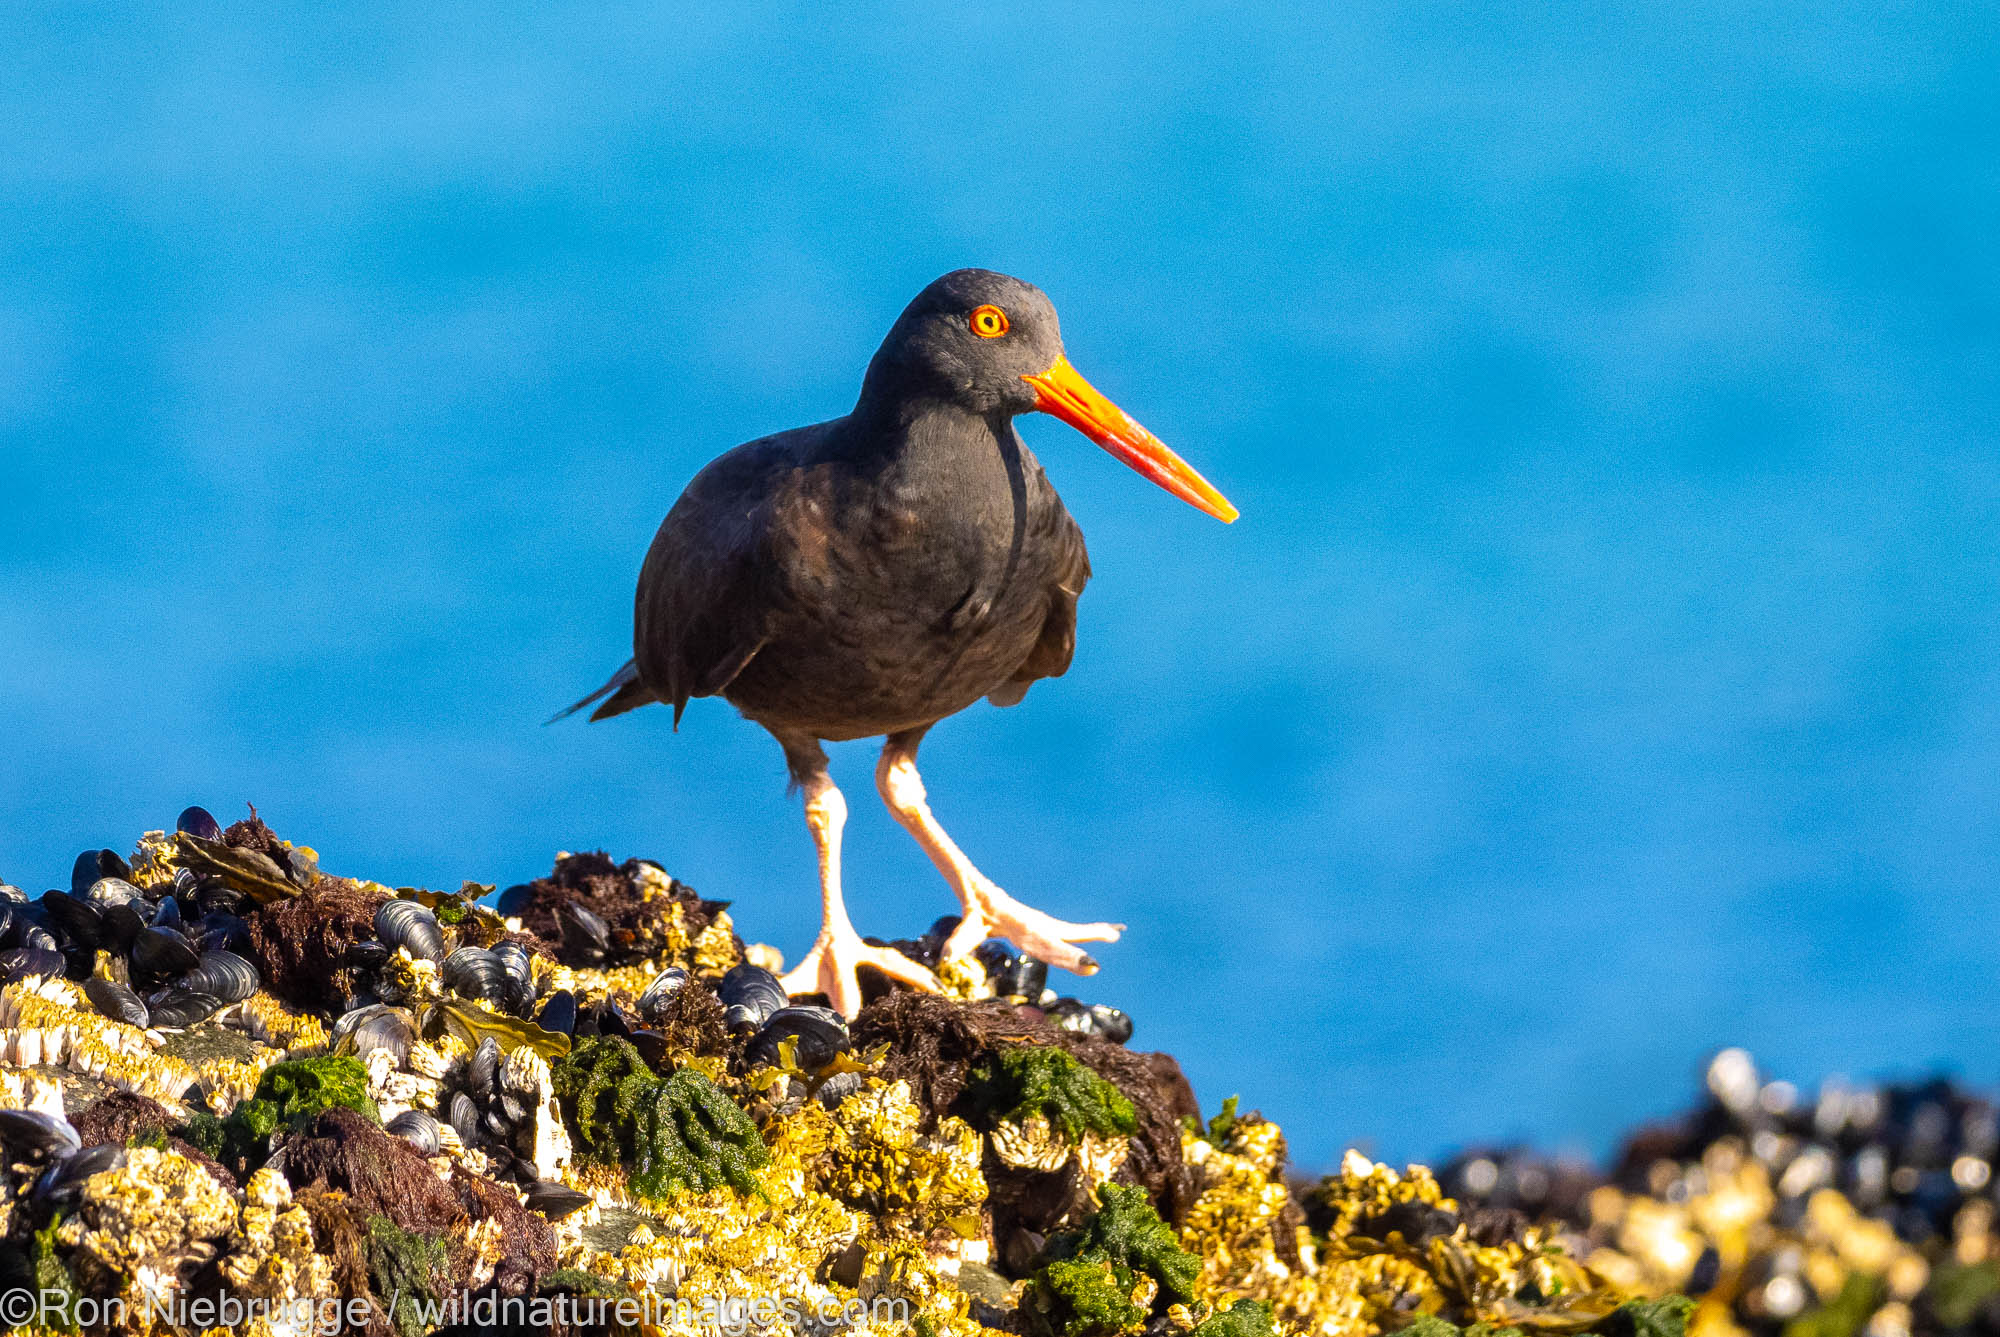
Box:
<box><xmin>781</xmin><ymin>927</ymin><xmax>938</xmax><ymax>1019</ymax></box>
<box><xmin>944</xmin><ymin>879</ymin><xmax>1123</xmax><ymax>977</ymax></box>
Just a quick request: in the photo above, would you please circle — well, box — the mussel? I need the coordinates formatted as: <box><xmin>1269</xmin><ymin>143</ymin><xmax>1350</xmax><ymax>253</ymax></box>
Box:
<box><xmin>146</xmin><ymin>987</ymin><xmax>224</xmax><ymax>1029</ymax></box>
<box><xmin>374</xmin><ymin>899</ymin><xmax>445</xmax><ymax>964</ymax></box>
<box><xmin>70</xmin><ymin>848</ymin><xmax>131</xmax><ymax>897</ymax></box>
<box><xmin>0</xmin><ymin>946</ymin><xmax>65</xmax><ymax>983</ymax></box>
<box><xmin>385</xmin><ymin>1110</ymin><xmax>443</xmax><ymax>1156</ymax></box>
<box><xmin>447</xmin><ymin>1091</ymin><xmax>481</xmax><ymax>1144</ymax></box>
<box><xmin>99</xmin><ymin>902</ymin><xmax>149</xmax><ymax>953</ymax></box>
<box><xmin>718</xmin><ymin>962</ymin><xmax>787</xmax><ymax>1033</ymax></box>
<box><xmin>83</xmin><ymin>977</ymin><xmax>150</xmax><ymax>1028</ymax></box>
<box><xmin>35</xmin><ymin>1143</ymin><xmax>122</xmax><ymax>1203</ymax></box>
<box><xmin>525</xmin><ymin>1180</ymin><xmax>592</xmax><ymax>1220</ymax></box>
<box><xmin>0</xmin><ymin>1108</ymin><xmax>82</xmax><ymax>1160</ymax></box>
<box><xmin>177</xmin><ymin>805</ymin><xmax>224</xmax><ymax>841</ymax></box>
<box><xmin>975</xmin><ymin>940</ymin><xmax>1049</xmax><ymax>1000</ymax></box>
<box><xmin>130</xmin><ymin>926</ymin><xmax>201</xmax><ymax>978</ymax></box>
<box><xmin>747</xmin><ymin>1004</ymin><xmax>849</xmax><ymax>1071</ymax></box>
<box><xmin>555</xmin><ymin>901</ymin><xmax>611</xmax><ymax>964</ymax></box>
<box><xmin>1045</xmin><ymin>999</ymin><xmax>1133</xmax><ymax>1045</ymax></box>
<box><xmin>635</xmin><ymin>967</ymin><xmax>690</xmax><ymax>1022</ymax></box>
<box><xmin>186</xmin><ymin>950</ymin><xmax>259</xmax><ymax>1003</ymax></box>
<box><xmin>443</xmin><ymin>947</ymin><xmax>508</xmax><ymax>1007</ymax></box>
<box><xmin>334</xmin><ymin>1005</ymin><xmax>416</xmax><ymax>1065</ymax></box>
<box><xmin>84</xmin><ymin>876</ymin><xmax>144</xmax><ymax>909</ymax></box>
<box><xmin>492</xmin><ymin>940</ymin><xmax>536</xmax><ymax>1014</ymax></box>
<box><xmin>466</xmin><ymin>1036</ymin><xmax>503</xmax><ymax>1097</ymax></box>
<box><xmin>40</xmin><ymin>891</ymin><xmax>104</xmax><ymax>948</ymax></box>
<box><xmin>534</xmin><ymin>989</ymin><xmax>576</xmax><ymax>1036</ymax></box>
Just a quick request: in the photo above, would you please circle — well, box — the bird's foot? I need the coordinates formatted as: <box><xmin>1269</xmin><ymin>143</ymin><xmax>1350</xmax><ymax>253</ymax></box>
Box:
<box><xmin>780</xmin><ymin>924</ymin><xmax>939</xmax><ymax>1019</ymax></box>
<box><xmin>943</xmin><ymin>881</ymin><xmax>1124</xmax><ymax>976</ymax></box>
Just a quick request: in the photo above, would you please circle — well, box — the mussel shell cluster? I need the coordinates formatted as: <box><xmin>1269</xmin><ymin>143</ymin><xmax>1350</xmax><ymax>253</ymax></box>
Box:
<box><xmin>0</xmin><ymin>808</ymin><xmax>265</xmax><ymax>1031</ymax></box>
<box><xmin>345</xmin><ymin>898</ymin><xmax>567</xmax><ymax>1037</ymax></box>
<box><xmin>0</xmin><ymin>1108</ymin><xmax>122</xmax><ymax>1208</ymax></box>
<box><xmin>1446</xmin><ymin>1046</ymin><xmax>2000</xmax><ymax>1328</ymax></box>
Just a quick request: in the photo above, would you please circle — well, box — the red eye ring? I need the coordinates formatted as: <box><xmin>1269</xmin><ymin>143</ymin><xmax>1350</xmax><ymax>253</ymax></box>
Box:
<box><xmin>969</xmin><ymin>304</ymin><xmax>1009</xmax><ymax>338</ymax></box>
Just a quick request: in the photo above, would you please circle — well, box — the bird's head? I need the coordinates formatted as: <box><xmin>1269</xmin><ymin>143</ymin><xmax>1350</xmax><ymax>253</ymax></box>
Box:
<box><xmin>862</xmin><ymin>268</ymin><xmax>1237</xmax><ymax>522</ymax></box>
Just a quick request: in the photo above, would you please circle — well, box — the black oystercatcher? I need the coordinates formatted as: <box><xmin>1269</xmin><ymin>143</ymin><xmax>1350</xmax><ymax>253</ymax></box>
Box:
<box><xmin>558</xmin><ymin>269</ymin><xmax>1235</xmax><ymax>1015</ymax></box>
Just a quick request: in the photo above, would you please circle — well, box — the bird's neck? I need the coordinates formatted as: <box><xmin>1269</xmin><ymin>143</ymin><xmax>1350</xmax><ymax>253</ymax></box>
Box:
<box><xmin>841</xmin><ymin>391</ymin><xmax>1019</xmax><ymax>472</ymax></box>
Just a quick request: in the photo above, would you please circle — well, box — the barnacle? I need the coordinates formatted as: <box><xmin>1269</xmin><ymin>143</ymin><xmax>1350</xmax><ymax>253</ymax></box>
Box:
<box><xmin>819</xmin><ymin>1078</ymin><xmax>986</xmax><ymax>1235</ymax></box>
<box><xmin>1179</xmin><ymin>1106</ymin><xmax>1295</xmax><ymax>1299</ymax></box>
<box><xmin>217</xmin><ymin>1165</ymin><xmax>336</xmax><ymax>1309</ymax></box>
<box><xmin>59</xmin><ymin>1145</ymin><xmax>238</xmax><ymax>1285</ymax></box>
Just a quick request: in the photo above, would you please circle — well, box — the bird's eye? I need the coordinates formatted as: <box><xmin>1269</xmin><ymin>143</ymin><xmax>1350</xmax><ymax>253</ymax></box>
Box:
<box><xmin>969</xmin><ymin>304</ymin><xmax>1010</xmax><ymax>338</ymax></box>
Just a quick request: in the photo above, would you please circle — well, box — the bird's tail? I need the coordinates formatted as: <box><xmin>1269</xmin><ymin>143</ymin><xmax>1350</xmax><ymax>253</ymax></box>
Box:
<box><xmin>547</xmin><ymin>658</ymin><xmax>656</xmax><ymax>724</ymax></box>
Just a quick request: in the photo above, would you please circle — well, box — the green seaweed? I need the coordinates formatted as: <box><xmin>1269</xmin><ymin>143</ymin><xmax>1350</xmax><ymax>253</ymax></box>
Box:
<box><xmin>176</xmin><ymin>1055</ymin><xmax>376</xmax><ymax>1176</ymax></box>
<box><xmin>1191</xmin><ymin>1299</ymin><xmax>1278</xmax><ymax>1337</ymax></box>
<box><xmin>551</xmin><ymin>1035</ymin><xmax>767</xmax><ymax>1201</ymax></box>
<box><xmin>179</xmin><ymin>1100</ymin><xmax>279</xmax><ymax>1177</ymax></box>
<box><xmin>1045</xmin><ymin>1183</ymin><xmax>1200</xmax><ymax>1302</ymax></box>
<box><xmin>254</xmin><ymin>1054</ymin><xmax>380</xmax><ymax>1124</ymax></box>
<box><xmin>1401</xmin><ymin>1297</ymin><xmax>1690</xmax><ymax>1337</ymax></box>
<box><xmin>538</xmin><ymin>1269</ymin><xmax>643</xmax><ymax>1337</ymax></box>
<box><xmin>962</xmin><ymin>1044</ymin><xmax>1137</xmax><ymax>1143</ymax></box>
<box><xmin>30</xmin><ymin>1212</ymin><xmax>82</xmax><ymax>1334</ymax></box>
<box><xmin>366</xmin><ymin>1214</ymin><xmax>453</xmax><ymax>1337</ymax></box>
<box><xmin>1929</xmin><ymin>1261</ymin><xmax>2000</xmax><ymax>1330</ymax></box>
<box><xmin>1025</xmin><ymin>1183</ymin><xmax>1204</xmax><ymax>1337</ymax></box>
<box><xmin>1184</xmin><ymin>1094</ymin><xmax>1245</xmax><ymax>1148</ymax></box>
<box><xmin>1782</xmin><ymin>1277</ymin><xmax>1876</xmax><ymax>1337</ymax></box>
<box><xmin>1028</xmin><ymin>1256</ymin><xmax>1149</xmax><ymax>1337</ymax></box>
<box><xmin>1400</xmin><ymin>1318</ymin><xmax>1464</xmax><ymax>1337</ymax></box>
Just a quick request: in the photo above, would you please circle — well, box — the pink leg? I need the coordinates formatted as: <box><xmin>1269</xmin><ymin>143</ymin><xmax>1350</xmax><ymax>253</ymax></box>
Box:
<box><xmin>778</xmin><ymin>769</ymin><xmax>938</xmax><ymax>1018</ymax></box>
<box><xmin>874</xmin><ymin>739</ymin><xmax>1122</xmax><ymax>975</ymax></box>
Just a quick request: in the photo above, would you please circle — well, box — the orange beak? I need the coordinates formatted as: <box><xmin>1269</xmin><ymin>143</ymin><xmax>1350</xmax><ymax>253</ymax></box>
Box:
<box><xmin>1022</xmin><ymin>356</ymin><xmax>1238</xmax><ymax>523</ymax></box>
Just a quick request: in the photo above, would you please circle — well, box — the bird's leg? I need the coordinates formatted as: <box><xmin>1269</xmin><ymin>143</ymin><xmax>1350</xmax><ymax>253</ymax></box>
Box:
<box><xmin>777</xmin><ymin>766</ymin><xmax>939</xmax><ymax>1018</ymax></box>
<box><xmin>875</xmin><ymin>734</ymin><xmax>1123</xmax><ymax>976</ymax></box>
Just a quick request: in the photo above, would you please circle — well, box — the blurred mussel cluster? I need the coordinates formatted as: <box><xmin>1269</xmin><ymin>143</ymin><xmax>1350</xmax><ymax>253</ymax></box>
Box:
<box><xmin>1441</xmin><ymin>1049</ymin><xmax>2000</xmax><ymax>1337</ymax></box>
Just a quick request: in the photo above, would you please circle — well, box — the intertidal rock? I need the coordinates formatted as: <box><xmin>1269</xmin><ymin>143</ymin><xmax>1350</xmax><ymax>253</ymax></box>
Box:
<box><xmin>0</xmin><ymin>805</ymin><xmax>1719</xmax><ymax>1337</ymax></box>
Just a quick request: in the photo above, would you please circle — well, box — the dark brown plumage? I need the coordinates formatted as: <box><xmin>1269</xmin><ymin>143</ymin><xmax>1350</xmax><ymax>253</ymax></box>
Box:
<box><xmin>558</xmin><ymin>269</ymin><xmax>1233</xmax><ymax>1015</ymax></box>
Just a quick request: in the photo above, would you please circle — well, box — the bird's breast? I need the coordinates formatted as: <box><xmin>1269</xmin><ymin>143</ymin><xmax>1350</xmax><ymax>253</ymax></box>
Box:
<box><xmin>723</xmin><ymin>429</ymin><xmax>1064</xmax><ymax>738</ymax></box>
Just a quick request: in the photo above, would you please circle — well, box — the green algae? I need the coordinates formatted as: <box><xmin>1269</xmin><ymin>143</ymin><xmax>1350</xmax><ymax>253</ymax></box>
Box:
<box><xmin>1191</xmin><ymin>1299</ymin><xmax>1278</xmax><ymax>1337</ymax></box>
<box><xmin>179</xmin><ymin>1055</ymin><xmax>377</xmax><ymax>1176</ymax></box>
<box><xmin>1188</xmin><ymin>1094</ymin><xmax>1245</xmax><ymax>1147</ymax></box>
<box><xmin>1606</xmin><ymin>1297</ymin><xmax>1696</xmax><ymax>1337</ymax></box>
<box><xmin>255</xmin><ymin>1054</ymin><xmax>379</xmax><ymax>1124</ymax></box>
<box><xmin>31</xmin><ymin>1213</ymin><xmax>82</xmax><ymax>1334</ymax></box>
<box><xmin>1927</xmin><ymin>1261</ymin><xmax>2000</xmax><ymax>1330</ymax></box>
<box><xmin>1400</xmin><ymin>1297</ymin><xmax>1692</xmax><ymax>1337</ymax></box>
<box><xmin>366</xmin><ymin>1214</ymin><xmax>453</xmax><ymax>1337</ymax></box>
<box><xmin>1047</xmin><ymin>1182</ymin><xmax>1200</xmax><ymax>1302</ymax></box>
<box><xmin>963</xmin><ymin>1044</ymin><xmax>1137</xmax><ymax>1143</ymax></box>
<box><xmin>551</xmin><ymin>1034</ymin><xmax>767</xmax><ymax>1200</ymax></box>
<box><xmin>1025</xmin><ymin>1183</ymin><xmax>1205</xmax><ymax>1337</ymax></box>
<box><xmin>1028</xmin><ymin>1255</ymin><xmax>1150</xmax><ymax>1337</ymax></box>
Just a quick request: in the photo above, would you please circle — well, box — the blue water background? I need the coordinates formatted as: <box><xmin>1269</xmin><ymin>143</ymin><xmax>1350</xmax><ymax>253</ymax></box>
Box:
<box><xmin>3</xmin><ymin>5</ymin><xmax>1997</xmax><ymax>1169</ymax></box>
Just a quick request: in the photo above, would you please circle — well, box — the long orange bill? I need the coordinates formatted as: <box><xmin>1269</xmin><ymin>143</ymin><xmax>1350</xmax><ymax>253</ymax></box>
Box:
<box><xmin>1022</xmin><ymin>355</ymin><xmax>1238</xmax><ymax>523</ymax></box>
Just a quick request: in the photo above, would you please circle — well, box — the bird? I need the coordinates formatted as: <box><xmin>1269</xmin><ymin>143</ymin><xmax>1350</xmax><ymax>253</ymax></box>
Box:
<box><xmin>556</xmin><ymin>268</ymin><xmax>1235</xmax><ymax>1017</ymax></box>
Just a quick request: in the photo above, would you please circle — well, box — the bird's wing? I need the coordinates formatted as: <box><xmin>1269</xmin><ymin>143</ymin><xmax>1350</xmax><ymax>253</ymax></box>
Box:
<box><xmin>989</xmin><ymin>504</ymin><xmax>1092</xmax><ymax>708</ymax></box>
<box><xmin>634</xmin><ymin>435</ymin><xmax>792</xmax><ymax>726</ymax></box>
